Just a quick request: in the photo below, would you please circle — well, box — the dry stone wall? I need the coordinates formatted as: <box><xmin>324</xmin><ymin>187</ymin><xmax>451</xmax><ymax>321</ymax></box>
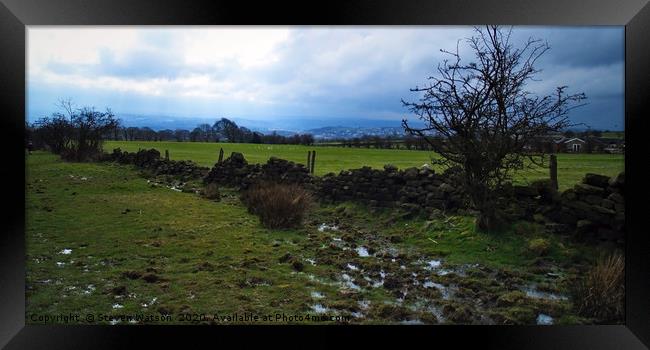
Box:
<box><xmin>106</xmin><ymin>148</ymin><xmax>208</xmax><ymax>180</ymax></box>
<box><xmin>200</xmin><ymin>152</ymin><xmax>624</xmax><ymax>242</ymax></box>
<box><xmin>317</xmin><ymin>165</ymin><xmax>468</xmax><ymax>214</ymax></box>
<box><xmin>204</xmin><ymin>152</ymin><xmax>313</xmax><ymax>190</ymax></box>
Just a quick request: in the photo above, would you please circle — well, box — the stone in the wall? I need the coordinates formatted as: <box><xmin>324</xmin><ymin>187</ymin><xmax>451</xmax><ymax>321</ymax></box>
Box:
<box><xmin>583</xmin><ymin>173</ymin><xmax>611</xmax><ymax>188</ymax></box>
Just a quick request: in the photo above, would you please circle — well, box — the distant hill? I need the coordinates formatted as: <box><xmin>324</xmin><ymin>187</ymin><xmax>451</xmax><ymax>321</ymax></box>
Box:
<box><xmin>306</xmin><ymin>126</ymin><xmax>407</xmax><ymax>140</ymax></box>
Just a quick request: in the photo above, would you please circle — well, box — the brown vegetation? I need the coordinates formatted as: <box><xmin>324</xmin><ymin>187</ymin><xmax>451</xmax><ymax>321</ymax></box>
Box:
<box><xmin>241</xmin><ymin>181</ymin><xmax>313</xmax><ymax>229</ymax></box>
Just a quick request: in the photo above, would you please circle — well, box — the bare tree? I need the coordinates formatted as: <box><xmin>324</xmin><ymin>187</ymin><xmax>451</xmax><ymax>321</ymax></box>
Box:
<box><xmin>402</xmin><ymin>26</ymin><xmax>586</xmax><ymax>231</ymax></box>
<box><xmin>33</xmin><ymin>99</ymin><xmax>119</xmax><ymax>161</ymax></box>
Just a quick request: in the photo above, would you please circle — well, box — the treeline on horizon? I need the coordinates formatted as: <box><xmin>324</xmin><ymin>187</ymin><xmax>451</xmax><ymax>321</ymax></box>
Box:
<box><xmin>26</xmin><ymin>100</ymin><xmax>623</xmax><ymax>154</ymax></box>
<box><xmin>106</xmin><ymin>117</ymin><xmax>316</xmax><ymax>146</ymax></box>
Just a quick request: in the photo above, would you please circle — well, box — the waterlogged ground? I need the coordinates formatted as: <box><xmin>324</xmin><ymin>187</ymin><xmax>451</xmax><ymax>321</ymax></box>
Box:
<box><xmin>26</xmin><ymin>152</ymin><xmax>606</xmax><ymax>325</ymax></box>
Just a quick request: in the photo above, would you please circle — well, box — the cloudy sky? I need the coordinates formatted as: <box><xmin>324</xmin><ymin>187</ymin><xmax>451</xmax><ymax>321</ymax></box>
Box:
<box><xmin>27</xmin><ymin>26</ymin><xmax>624</xmax><ymax>130</ymax></box>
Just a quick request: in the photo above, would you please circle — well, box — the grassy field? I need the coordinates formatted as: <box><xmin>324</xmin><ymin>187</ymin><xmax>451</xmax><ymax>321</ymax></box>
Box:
<box><xmin>26</xmin><ymin>151</ymin><xmax>617</xmax><ymax>325</ymax></box>
<box><xmin>105</xmin><ymin>141</ymin><xmax>624</xmax><ymax>191</ymax></box>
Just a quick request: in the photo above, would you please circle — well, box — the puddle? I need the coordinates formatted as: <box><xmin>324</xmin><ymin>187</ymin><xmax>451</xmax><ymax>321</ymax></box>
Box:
<box><xmin>83</xmin><ymin>284</ymin><xmax>95</xmax><ymax>295</ymax></box>
<box><xmin>311</xmin><ymin>291</ymin><xmax>325</xmax><ymax>299</ymax></box>
<box><xmin>524</xmin><ymin>286</ymin><xmax>568</xmax><ymax>301</ymax></box>
<box><xmin>112</xmin><ymin>304</ymin><xmax>124</xmax><ymax>309</ymax></box>
<box><xmin>356</xmin><ymin>246</ymin><xmax>371</xmax><ymax>257</ymax></box>
<box><xmin>311</xmin><ymin>304</ymin><xmax>330</xmax><ymax>314</ymax></box>
<box><xmin>423</xmin><ymin>259</ymin><xmax>442</xmax><ymax>270</ymax></box>
<box><xmin>367</xmin><ymin>270</ymin><xmax>386</xmax><ymax>288</ymax></box>
<box><xmin>400</xmin><ymin>319</ymin><xmax>424</xmax><ymax>325</ymax></box>
<box><xmin>340</xmin><ymin>274</ymin><xmax>361</xmax><ymax>290</ymax></box>
<box><xmin>141</xmin><ymin>297</ymin><xmax>157</xmax><ymax>308</ymax></box>
<box><xmin>423</xmin><ymin>281</ymin><xmax>436</xmax><ymax>288</ymax></box>
<box><xmin>423</xmin><ymin>280</ymin><xmax>453</xmax><ymax>299</ymax></box>
<box><xmin>318</xmin><ymin>224</ymin><xmax>339</xmax><ymax>232</ymax></box>
<box><xmin>536</xmin><ymin>314</ymin><xmax>554</xmax><ymax>325</ymax></box>
<box><xmin>59</xmin><ymin>249</ymin><xmax>72</xmax><ymax>255</ymax></box>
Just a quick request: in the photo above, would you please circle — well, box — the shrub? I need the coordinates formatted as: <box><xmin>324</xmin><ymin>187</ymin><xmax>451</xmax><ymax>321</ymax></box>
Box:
<box><xmin>202</xmin><ymin>183</ymin><xmax>221</xmax><ymax>201</ymax></box>
<box><xmin>527</xmin><ymin>238</ymin><xmax>551</xmax><ymax>256</ymax></box>
<box><xmin>31</xmin><ymin>101</ymin><xmax>118</xmax><ymax>162</ymax></box>
<box><xmin>241</xmin><ymin>181</ymin><xmax>313</xmax><ymax>229</ymax></box>
<box><xmin>573</xmin><ymin>253</ymin><xmax>625</xmax><ymax>322</ymax></box>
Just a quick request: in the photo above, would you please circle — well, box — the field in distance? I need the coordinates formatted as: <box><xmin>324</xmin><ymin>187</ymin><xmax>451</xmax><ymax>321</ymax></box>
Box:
<box><xmin>105</xmin><ymin>141</ymin><xmax>624</xmax><ymax>191</ymax></box>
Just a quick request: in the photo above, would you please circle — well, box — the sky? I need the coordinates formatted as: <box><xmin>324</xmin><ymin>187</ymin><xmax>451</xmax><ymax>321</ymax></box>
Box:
<box><xmin>27</xmin><ymin>26</ymin><xmax>625</xmax><ymax>131</ymax></box>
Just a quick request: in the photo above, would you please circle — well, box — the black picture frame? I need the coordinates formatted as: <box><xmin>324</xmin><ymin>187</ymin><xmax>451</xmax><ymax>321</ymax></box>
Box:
<box><xmin>1</xmin><ymin>0</ymin><xmax>648</xmax><ymax>348</ymax></box>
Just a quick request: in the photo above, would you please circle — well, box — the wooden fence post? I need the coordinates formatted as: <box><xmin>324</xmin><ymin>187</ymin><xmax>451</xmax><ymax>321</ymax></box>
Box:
<box><xmin>310</xmin><ymin>150</ymin><xmax>316</xmax><ymax>174</ymax></box>
<box><xmin>307</xmin><ymin>151</ymin><xmax>312</xmax><ymax>170</ymax></box>
<box><xmin>218</xmin><ymin>148</ymin><xmax>224</xmax><ymax>163</ymax></box>
<box><xmin>550</xmin><ymin>154</ymin><xmax>558</xmax><ymax>190</ymax></box>
<box><xmin>165</xmin><ymin>149</ymin><xmax>169</xmax><ymax>161</ymax></box>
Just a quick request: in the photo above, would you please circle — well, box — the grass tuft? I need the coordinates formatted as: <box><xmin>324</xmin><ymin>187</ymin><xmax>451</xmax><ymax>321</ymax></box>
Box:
<box><xmin>241</xmin><ymin>181</ymin><xmax>314</xmax><ymax>229</ymax></box>
<box><xmin>573</xmin><ymin>253</ymin><xmax>625</xmax><ymax>322</ymax></box>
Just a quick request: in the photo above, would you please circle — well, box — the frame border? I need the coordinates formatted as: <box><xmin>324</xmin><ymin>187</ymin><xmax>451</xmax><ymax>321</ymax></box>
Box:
<box><xmin>1</xmin><ymin>0</ymin><xmax>648</xmax><ymax>348</ymax></box>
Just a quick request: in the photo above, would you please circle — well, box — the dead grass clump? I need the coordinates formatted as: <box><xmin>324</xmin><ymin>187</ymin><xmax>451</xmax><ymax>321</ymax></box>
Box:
<box><xmin>202</xmin><ymin>182</ymin><xmax>221</xmax><ymax>200</ymax></box>
<box><xmin>574</xmin><ymin>253</ymin><xmax>625</xmax><ymax>322</ymax></box>
<box><xmin>242</xmin><ymin>181</ymin><xmax>313</xmax><ymax>229</ymax></box>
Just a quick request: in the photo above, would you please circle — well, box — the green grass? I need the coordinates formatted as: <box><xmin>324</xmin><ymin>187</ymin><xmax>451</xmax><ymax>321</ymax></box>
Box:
<box><xmin>104</xmin><ymin>141</ymin><xmax>624</xmax><ymax>191</ymax></box>
<box><xmin>26</xmin><ymin>152</ymin><xmax>318</xmax><ymax>324</ymax></box>
<box><xmin>26</xmin><ymin>151</ymin><xmax>616</xmax><ymax>325</ymax></box>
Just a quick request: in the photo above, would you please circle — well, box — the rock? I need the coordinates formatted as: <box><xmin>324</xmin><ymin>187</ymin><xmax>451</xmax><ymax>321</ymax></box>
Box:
<box><xmin>609</xmin><ymin>172</ymin><xmax>625</xmax><ymax>188</ymax></box>
<box><xmin>583</xmin><ymin>173</ymin><xmax>611</xmax><ymax>188</ymax></box>
<box><xmin>560</xmin><ymin>189</ymin><xmax>577</xmax><ymax>201</ymax></box>
<box><xmin>383</xmin><ymin>164</ymin><xmax>398</xmax><ymax>172</ymax></box>
<box><xmin>403</xmin><ymin>167</ymin><xmax>419</xmax><ymax>179</ymax></box>
<box><xmin>601</xmin><ymin>199</ymin><xmax>615</xmax><ymax>210</ymax></box>
<box><xmin>574</xmin><ymin>183</ymin><xmax>605</xmax><ymax>196</ymax></box>
<box><xmin>591</xmin><ymin>205</ymin><xmax>616</xmax><ymax>216</ymax></box>
<box><xmin>576</xmin><ymin>219</ymin><xmax>594</xmax><ymax>235</ymax></box>
<box><xmin>607</xmin><ymin>192</ymin><xmax>624</xmax><ymax>204</ymax></box>
<box><xmin>439</xmin><ymin>183</ymin><xmax>455</xmax><ymax>194</ymax></box>
<box><xmin>229</xmin><ymin>152</ymin><xmax>246</xmax><ymax>164</ymax></box>
<box><xmin>614</xmin><ymin>202</ymin><xmax>625</xmax><ymax>213</ymax></box>
<box><xmin>544</xmin><ymin>209</ymin><xmax>576</xmax><ymax>225</ymax></box>
<box><xmin>583</xmin><ymin>195</ymin><xmax>603</xmax><ymax>206</ymax></box>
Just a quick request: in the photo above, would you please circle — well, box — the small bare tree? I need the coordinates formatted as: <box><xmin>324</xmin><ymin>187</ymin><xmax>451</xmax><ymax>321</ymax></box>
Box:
<box><xmin>33</xmin><ymin>99</ymin><xmax>119</xmax><ymax>161</ymax></box>
<box><xmin>402</xmin><ymin>26</ymin><xmax>586</xmax><ymax>231</ymax></box>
